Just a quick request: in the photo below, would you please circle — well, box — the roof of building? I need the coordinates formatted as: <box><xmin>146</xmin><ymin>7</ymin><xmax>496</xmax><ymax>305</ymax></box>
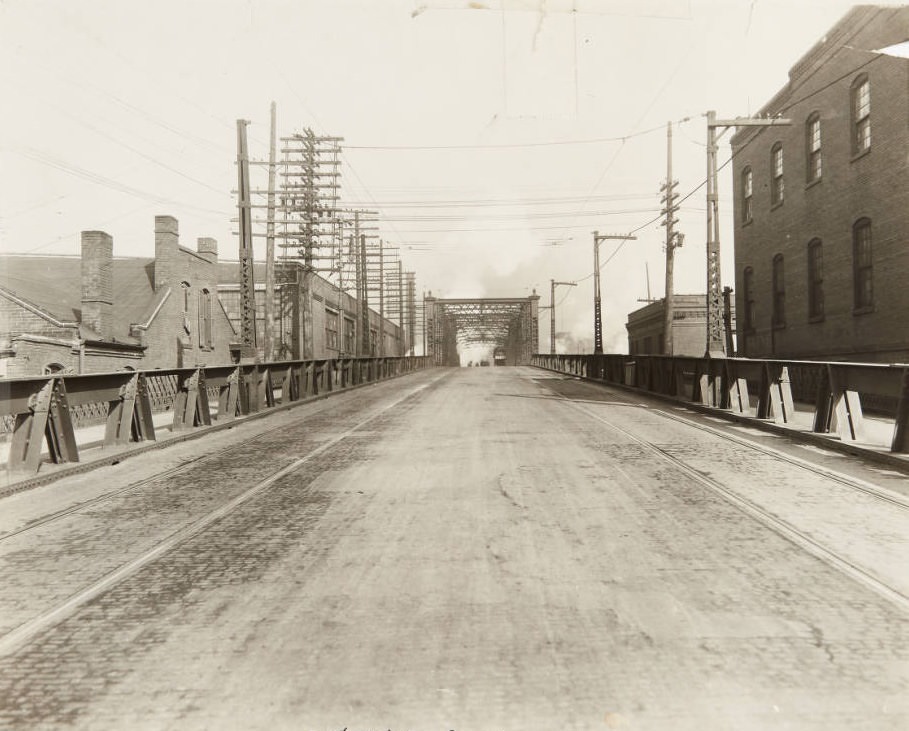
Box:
<box><xmin>0</xmin><ymin>254</ymin><xmax>154</xmax><ymax>344</ymax></box>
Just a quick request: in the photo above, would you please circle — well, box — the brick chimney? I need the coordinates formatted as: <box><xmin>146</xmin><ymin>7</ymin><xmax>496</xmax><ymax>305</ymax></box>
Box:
<box><xmin>81</xmin><ymin>230</ymin><xmax>113</xmax><ymax>338</ymax></box>
<box><xmin>197</xmin><ymin>237</ymin><xmax>218</xmax><ymax>264</ymax></box>
<box><xmin>154</xmin><ymin>215</ymin><xmax>179</xmax><ymax>291</ymax></box>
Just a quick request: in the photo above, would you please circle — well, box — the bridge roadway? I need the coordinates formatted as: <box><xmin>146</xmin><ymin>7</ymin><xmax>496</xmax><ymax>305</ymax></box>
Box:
<box><xmin>1</xmin><ymin>366</ymin><xmax>908</xmax><ymax>730</ymax></box>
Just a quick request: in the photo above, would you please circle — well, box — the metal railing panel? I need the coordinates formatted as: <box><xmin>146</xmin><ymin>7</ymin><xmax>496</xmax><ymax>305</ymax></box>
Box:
<box><xmin>533</xmin><ymin>353</ymin><xmax>909</xmax><ymax>455</ymax></box>
<box><xmin>1</xmin><ymin>356</ymin><xmax>431</xmax><ymax>475</ymax></box>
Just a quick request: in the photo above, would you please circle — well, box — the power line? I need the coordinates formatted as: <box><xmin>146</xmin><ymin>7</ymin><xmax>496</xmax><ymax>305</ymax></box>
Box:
<box><xmin>14</xmin><ymin>147</ymin><xmax>226</xmax><ymax>217</ymax></box>
<box><xmin>345</xmin><ymin>124</ymin><xmax>667</xmax><ymax>150</ymax></box>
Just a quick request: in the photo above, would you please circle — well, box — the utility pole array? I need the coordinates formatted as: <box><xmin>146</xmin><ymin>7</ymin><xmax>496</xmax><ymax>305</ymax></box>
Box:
<box><xmin>234</xmin><ymin>109</ymin><xmax>417</xmax><ymax>362</ymax></box>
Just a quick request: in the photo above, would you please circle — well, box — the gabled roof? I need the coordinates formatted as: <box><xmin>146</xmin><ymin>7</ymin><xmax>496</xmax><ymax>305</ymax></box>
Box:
<box><xmin>0</xmin><ymin>254</ymin><xmax>154</xmax><ymax>344</ymax></box>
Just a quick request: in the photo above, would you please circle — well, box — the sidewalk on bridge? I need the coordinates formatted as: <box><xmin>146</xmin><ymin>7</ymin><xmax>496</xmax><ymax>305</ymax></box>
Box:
<box><xmin>563</xmin><ymin>367</ymin><xmax>909</xmax><ymax>472</ymax></box>
<box><xmin>665</xmin><ymin>391</ymin><xmax>908</xmax><ymax>470</ymax></box>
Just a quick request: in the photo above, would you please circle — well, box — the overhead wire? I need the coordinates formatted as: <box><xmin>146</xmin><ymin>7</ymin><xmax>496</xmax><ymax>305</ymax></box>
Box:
<box><xmin>345</xmin><ymin>123</ymin><xmax>666</xmax><ymax>150</ymax></box>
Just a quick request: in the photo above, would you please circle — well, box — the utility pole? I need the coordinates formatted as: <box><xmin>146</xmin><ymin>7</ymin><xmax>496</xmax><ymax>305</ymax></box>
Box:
<box><xmin>236</xmin><ymin>119</ymin><xmax>257</xmax><ymax>358</ymax></box>
<box><xmin>550</xmin><ymin>279</ymin><xmax>577</xmax><ymax>354</ymax></box>
<box><xmin>264</xmin><ymin>102</ymin><xmax>277</xmax><ymax>362</ymax></box>
<box><xmin>705</xmin><ymin>111</ymin><xmax>790</xmax><ymax>357</ymax></box>
<box><xmin>637</xmin><ymin>263</ymin><xmax>659</xmax><ymax>304</ymax></box>
<box><xmin>397</xmin><ymin>260</ymin><xmax>404</xmax><ymax>356</ymax></box>
<box><xmin>592</xmin><ymin>231</ymin><xmax>636</xmax><ymax>354</ymax></box>
<box><xmin>661</xmin><ymin>121</ymin><xmax>684</xmax><ymax>355</ymax></box>
<box><xmin>378</xmin><ymin>239</ymin><xmax>385</xmax><ymax>357</ymax></box>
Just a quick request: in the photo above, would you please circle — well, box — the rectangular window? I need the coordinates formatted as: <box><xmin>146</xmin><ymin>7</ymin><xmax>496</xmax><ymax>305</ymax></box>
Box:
<box><xmin>743</xmin><ymin>267</ymin><xmax>755</xmax><ymax>332</ymax></box>
<box><xmin>853</xmin><ymin>220</ymin><xmax>873</xmax><ymax>310</ymax></box>
<box><xmin>853</xmin><ymin>79</ymin><xmax>871</xmax><ymax>153</ymax></box>
<box><xmin>344</xmin><ymin>318</ymin><xmax>356</xmax><ymax>354</ymax></box>
<box><xmin>771</xmin><ymin>145</ymin><xmax>784</xmax><ymax>205</ymax></box>
<box><xmin>325</xmin><ymin>309</ymin><xmax>339</xmax><ymax>350</ymax></box>
<box><xmin>807</xmin><ymin>242</ymin><xmax>824</xmax><ymax>320</ymax></box>
<box><xmin>807</xmin><ymin>117</ymin><xmax>822</xmax><ymax>182</ymax></box>
<box><xmin>772</xmin><ymin>255</ymin><xmax>785</xmax><ymax>327</ymax></box>
<box><xmin>742</xmin><ymin>168</ymin><xmax>753</xmax><ymax>223</ymax></box>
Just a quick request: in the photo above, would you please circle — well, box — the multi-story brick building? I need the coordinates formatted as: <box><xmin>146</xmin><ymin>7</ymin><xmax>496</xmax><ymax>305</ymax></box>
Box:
<box><xmin>0</xmin><ymin>215</ymin><xmax>236</xmax><ymax>377</ymax></box>
<box><xmin>217</xmin><ymin>261</ymin><xmax>407</xmax><ymax>360</ymax></box>
<box><xmin>731</xmin><ymin>5</ymin><xmax>909</xmax><ymax>362</ymax></box>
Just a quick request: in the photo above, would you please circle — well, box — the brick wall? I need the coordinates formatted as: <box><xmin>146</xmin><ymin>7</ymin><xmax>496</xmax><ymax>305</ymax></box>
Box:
<box><xmin>219</xmin><ymin>262</ymin><xmax>404</xmax><ymax>361</ymax></box>
<box><xmin>732</xmin><ymin>7</ymin><xmax>909</xmax><ymax>363</ymax></box>
<box><xmin>2</xmin><ymin>339</ymin><xmax>77</xmax><ymax>378</ymax></box>
<box><xmin>140</xmin><ymin>256</ymin><xmax>235</xmax><ymax>369</ymax></box>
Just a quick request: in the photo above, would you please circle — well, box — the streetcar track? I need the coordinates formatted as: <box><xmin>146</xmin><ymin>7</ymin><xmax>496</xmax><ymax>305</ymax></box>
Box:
<box><xmin>648</xmin><ymin>405</ymin><xmax>909</xmax><ymax>512</ymax></box>
<box><xmin>538</xmin><ymin>376</ymin><xmax>909</xmax><ymax>513</ymax></box>
<box><xmin>549</xmin><ymin>388</ymin><xmax>909</xmax><ymax>613</ymax></box>
<box><xmin>0</xmin><ymin>373</ymin><xmax>447</xmax><ymax>657</ymax></box>
<box><xmin>0</xmin><ymin>455</ymin><xmax>210</xmax><ymax>543</ymax></box>
<box><xmin>0</xmin><ymin>371</ymin><xmax>445</xmax><ymax>544</ymax></box>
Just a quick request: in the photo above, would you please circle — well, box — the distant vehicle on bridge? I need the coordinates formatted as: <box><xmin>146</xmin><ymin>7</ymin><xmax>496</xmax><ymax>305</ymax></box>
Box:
<box><xmin>493</xmin><ymin>347</ymin><xmax>507</xmax><ymax>366</ymax></box>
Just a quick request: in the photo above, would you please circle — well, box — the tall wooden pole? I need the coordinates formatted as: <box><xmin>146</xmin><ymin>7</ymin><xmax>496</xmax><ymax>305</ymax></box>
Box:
<box><xmin>378</xmin><ymin>240</ymin><xmax>385</xmax><ymax>356</ymax></box>
<box><xmin>397</xmin><ymin>260</ymin><xmax>404</xmax><ymax>356</ymax></box>
<box><xmin>550</xmin><ymin>279</ymin><xmax>557</xmax><ymax>355</ymax></box>
<box><xmin>662</xmin><ymin>121</ymin><xmax>680</xmax><ymax>356</ymax></box>
<box><xmin>264</xmin><ymin>102</ymin><xmax>277</xmax><ymax>361</ymax></box>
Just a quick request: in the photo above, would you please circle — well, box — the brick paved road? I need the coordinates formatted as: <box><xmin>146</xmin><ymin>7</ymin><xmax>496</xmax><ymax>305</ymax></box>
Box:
<box><xmin>0</xmin><ymin>367</ymin><xmax>907</xmax><ymax>730</ymax></box>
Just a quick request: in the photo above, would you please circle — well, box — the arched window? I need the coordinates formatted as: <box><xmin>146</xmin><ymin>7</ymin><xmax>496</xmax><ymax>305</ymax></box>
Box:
<box><xmin>742</xmin><ymin>266</ymin><xmax>756</xmax><ymax>332</ymax></box>
<box><xmin>770</xmin><ymin>143</ymin><xmax>784</xmax><ymax>206</ymax></box>
<box><xmin>806</xmin><ymin>113</ymin><xmax>822</xmax><ymax>183</ymax></box>
<box><xmin>772</xmin><ymin>254</ymin><xmax>785</xmax><ymax>327</ymax></box>
<box><xmin>43</xmin><ymin>362</ymin><xmax>65</xmax><ymax>375</ymax></box>
<box><xmin>853</xmin><ymin>218</ymin><xmax>873</xmax><ymax>311</ymax></box>
<box><xmin>851</xmin><ymin>75</ymin><xmax>871</xmax><ymax>154</ymax></box>
<box><xmin>741</xmin><ymin>166</ymin><xmax>753</xmax><ymax>223</ymax></box>
<box><xmin>807</xmin><ymin>239</ymin><xmax>824</xmax><ymax>320</ymax></box>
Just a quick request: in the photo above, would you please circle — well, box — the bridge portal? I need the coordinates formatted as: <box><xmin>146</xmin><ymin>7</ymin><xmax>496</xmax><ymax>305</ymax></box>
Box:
<box><xmin>424</xmin><ymin>294</ymin><xmax>540</xmax><ymax>366</ymax></box>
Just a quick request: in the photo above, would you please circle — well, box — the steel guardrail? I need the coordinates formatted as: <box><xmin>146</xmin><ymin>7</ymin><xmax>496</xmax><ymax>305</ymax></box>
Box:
<box><xmin>532</xmin><ymin>353</ymin><xmax>909</xmax><ymax>454</ymax></box>
<box><xmin>1</xmin><ymin>355</ymin><xmax>432</xmax><ymax>475</ymax></box>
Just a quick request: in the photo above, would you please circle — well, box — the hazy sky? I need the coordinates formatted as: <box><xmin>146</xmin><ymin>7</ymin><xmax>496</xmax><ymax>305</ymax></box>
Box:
<box><xmin>0</xmin><ymin>0</ymin><xmax>885</xmax><ymax>353</ymax></box>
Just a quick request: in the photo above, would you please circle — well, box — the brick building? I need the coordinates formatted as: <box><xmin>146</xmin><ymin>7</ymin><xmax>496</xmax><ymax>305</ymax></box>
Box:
<box><xmin>0</xmin><ymin>215</ymin><xmax>236</xmax><ymax>377</ymax></box>
<box><xmin>217</xmin><ymin>261</ymin><xmax>406</xmax><ymax>361</ymax></box>
<box><xmin>626</xmin><ymin>295</ymin><xmax>734</xmax><ymax>356</ymax></box>
<box><xmin>732</xmin><ymin>5</ymin><xmax>909</xmax><ymax>362</ymax></box>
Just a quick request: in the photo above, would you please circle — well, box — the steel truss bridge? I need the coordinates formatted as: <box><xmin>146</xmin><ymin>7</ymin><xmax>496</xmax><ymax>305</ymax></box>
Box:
<box><xmin>424</xmin><ymin>295</ymin><xmax>540</xmax><ymax>366</ymax></box>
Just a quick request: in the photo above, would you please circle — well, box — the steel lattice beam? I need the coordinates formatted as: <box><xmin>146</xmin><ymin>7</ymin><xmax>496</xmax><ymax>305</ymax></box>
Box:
<box><xmin>424</xmin><ymin>296</ymin><xmax>540</xmax><ymax>365</ymax></box>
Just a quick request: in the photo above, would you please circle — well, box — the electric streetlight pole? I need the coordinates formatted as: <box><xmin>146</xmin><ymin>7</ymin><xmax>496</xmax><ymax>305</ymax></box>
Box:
<box><xmin>550</xmin><ymin>279</ymin><xmax>577</xmax><ymax>354</ymax></box>
<box><xmin>704</xmin><ymin>111</ymin><xmax>790</xmax><ymax>357</ymax></box>
<box><xmin>592</xmin><ymin>231</ymin><xmax>636</xmax><ymax>354</ymax></box>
